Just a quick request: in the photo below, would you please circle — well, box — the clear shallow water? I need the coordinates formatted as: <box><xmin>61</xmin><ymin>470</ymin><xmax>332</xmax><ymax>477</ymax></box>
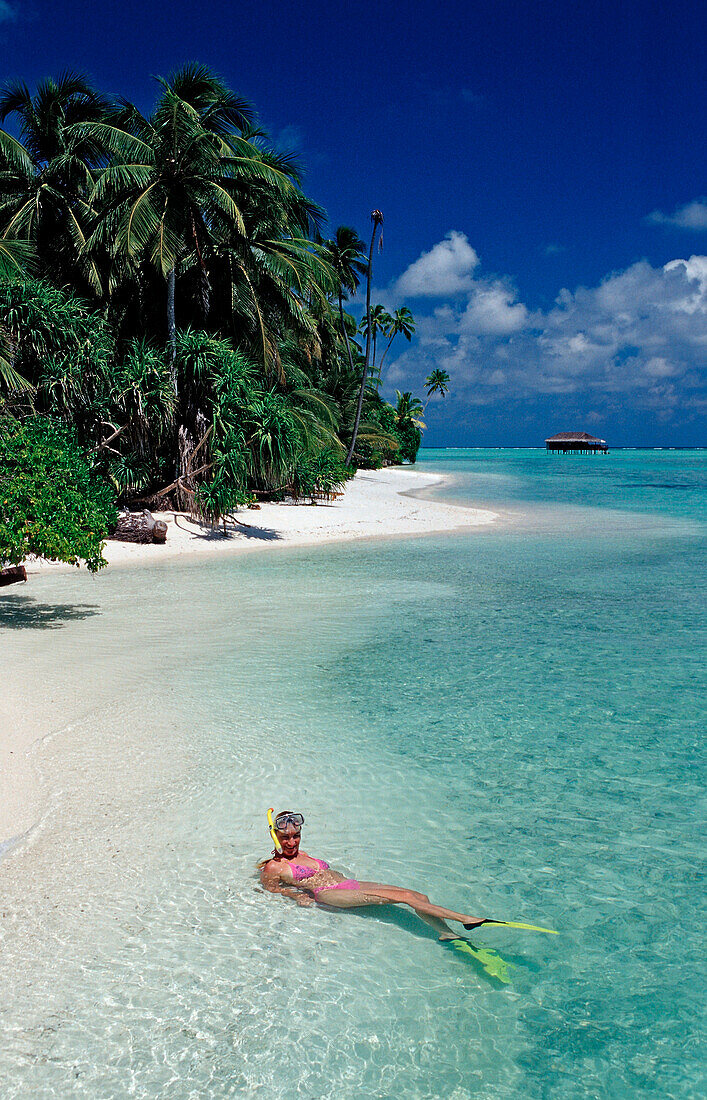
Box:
<box><xmin>417</xmin><ymin>447</ymin><xmax>707</xmax><ymax>524</ymax></box>
<box><xmin>0</xmin><ymin>449</ymin><xmax>705</xmax><ymax>1098</ymax></box>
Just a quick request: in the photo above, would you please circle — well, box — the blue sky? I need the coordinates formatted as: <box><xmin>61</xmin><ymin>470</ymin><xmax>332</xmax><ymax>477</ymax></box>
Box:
<box><xmin>3</xmin><ymin>0</ymin><xmax>705</xmax><ymax>445</ymax></box>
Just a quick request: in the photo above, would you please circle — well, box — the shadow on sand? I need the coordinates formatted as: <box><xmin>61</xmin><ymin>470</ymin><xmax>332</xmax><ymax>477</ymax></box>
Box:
<box><xmin>0</xmin><ymin>594</ymin><xmax>100</xmax><ymax>630</ymax></box>
<box><xmin>229</xmin><ymin>523</ymin><xmax>283</xmax><ymax>542</ymax></box>
<box><xmin>173</xmin><ymin>516</ymin><xmax>283</xmax><ymax>542</ymax></box>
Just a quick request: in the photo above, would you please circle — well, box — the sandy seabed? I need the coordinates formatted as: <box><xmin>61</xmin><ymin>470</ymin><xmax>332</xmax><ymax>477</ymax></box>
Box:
<box><xmin>0</xmin><ymin>467</ymin><xmax>497</xmax><ymax>848</ymax></box>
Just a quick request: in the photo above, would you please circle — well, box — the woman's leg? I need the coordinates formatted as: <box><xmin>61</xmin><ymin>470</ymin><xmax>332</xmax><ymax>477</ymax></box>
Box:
<box><xmin>411</xmin><ymin>911</ymin><xmax>459</xmax><ymax>940</ymax></box>
<box><xmin>312</xmin><ymin>888</ymin><xmax>390</xmax><ymax>909</ymax></box>
<box><xmin>357</xmin><ymin>883</ymin><xmax>484</xmax><ymax>926</ymax></box>
<box><xmin>314</xmin><ymin>882</ymin><xmax>484</xmax><ymax>928</ymax></box>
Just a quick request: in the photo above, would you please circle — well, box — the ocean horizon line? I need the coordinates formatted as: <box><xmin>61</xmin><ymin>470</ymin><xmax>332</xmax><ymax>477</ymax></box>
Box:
<box><xmin>420</xmin><ymin>444</ymin><xmax>707</xmax><ymax>451</ymax></box>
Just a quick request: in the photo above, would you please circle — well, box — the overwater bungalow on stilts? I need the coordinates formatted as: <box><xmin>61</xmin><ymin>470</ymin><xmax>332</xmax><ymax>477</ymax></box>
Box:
<box><xmin>545</xmin><ymin>432</ymin><xmax>608</xmax><ymax>454</ymax></box>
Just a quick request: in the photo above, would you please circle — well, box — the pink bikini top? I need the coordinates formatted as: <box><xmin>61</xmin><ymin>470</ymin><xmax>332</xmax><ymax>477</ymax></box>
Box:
<box><xmin>289</xmin><ymin>858</ymin><xmax>329</xmax><ymax>882</ymax></box>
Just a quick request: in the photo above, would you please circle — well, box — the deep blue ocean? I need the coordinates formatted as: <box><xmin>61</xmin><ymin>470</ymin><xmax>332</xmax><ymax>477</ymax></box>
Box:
<box><xmin>0</xmin><ymin>448</ymin><xmax>704</xmax><ymax>1098</ymax></box>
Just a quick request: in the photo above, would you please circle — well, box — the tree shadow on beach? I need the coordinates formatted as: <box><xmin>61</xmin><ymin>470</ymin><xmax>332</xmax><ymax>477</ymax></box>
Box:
<box><xmin>229</xmin><ymin>523</ymin><xmax>283</xmax><ymax>541</ymax></box>
<box><xmin>0</xmin><ymin>594</ymin><xmax>100</xmax><ymax>630</ymax></box>
<box><xmin>173</xmin><ymin>515</ymin><xmax>283</xmax><ymax>542</ymax></box>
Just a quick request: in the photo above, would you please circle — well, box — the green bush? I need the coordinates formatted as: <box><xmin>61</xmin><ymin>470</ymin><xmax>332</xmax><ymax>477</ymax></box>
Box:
<box><xmin>353</xmin><ymin>404</ymin><xmax>400</xmax><ymax>469</ymax></box>
<box><xmin>396</xmin><ymin>420</ymin><xmax>422</xmax><ymax>463</ymax></box>
<box><xmin>291</xmin><ymin>447</ymin><xmax>353</xmax><ymax>498</ymax></box>
<box><xmin>194</xmin><ymin>477</ymin><xmax>254</xmax><ymax>529</ymax></box>
<box><xmin>0</xmin><ymin>280</ymin><xmax>113</xmax><ymax>408</ymax></box>
<box><xmin>0</xmin><ymin>417</ymin><xmax>116</xmax><ymax>571</ymax></box>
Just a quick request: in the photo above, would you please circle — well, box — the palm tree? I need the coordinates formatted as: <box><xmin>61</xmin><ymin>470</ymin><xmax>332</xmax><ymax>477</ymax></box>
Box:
<box><xmin>84</xmin><ymin>67</ymin><xmax>255</xmax><ymax>379</ymax></box>
<box><xmin>346</xmin><ymin>209</ymin><xmax>383</xmax><ymax>465</ymax></box>
<box><xmin>224</xmin><ymin>210</ymin><xmax>336</xmax><ymax>380</ymax></box>
<box><xmin>323</xmin><ymin>224</ymin><xmax>366</xmax><ymax>393</ymax></box>
<box><xmin>377</xmin><ymin>306</ymin><xmax>416</xmax><ymax>376</ymax></box>
<box><xmin>172</xmin><ymin>92</ymin><xmax>336</xmax><ymax>373</ymax></box>
<box><xmin>359</xmin><ymin>303</ymin><xmax>392</xmax><ymax>381</ymax></box>
<box><xmin>1</xmin><ymin>67</ymin><xmax>426</xmax><ymax>511</ymax></box>
<box><xmin>424</xmin><ymin>368</ymin><xmax>450</xmax><ymax>407</ymax></box>
<box><xmin>86</xmin><ymin>66</ymin><xmax>333</xmax><ymax>386</ymax></box>
<box><xmin>79</xmin><ymin>68</ymin><xmax>342</xmax><ymax>499</ymax></box>
<box><xmin>0</xmin><ymin>72</ymin><xmax>113</xmax><ymax>292</ymax></box>
<box><xmin>425</xmin><ymin>368</ymin><xmax>450</xmax><ymax>398</ymax></box>
<box><xmin>394</xmin><ymin>390</ymin><xmax>426</xmax><ymax>430</ymax></box>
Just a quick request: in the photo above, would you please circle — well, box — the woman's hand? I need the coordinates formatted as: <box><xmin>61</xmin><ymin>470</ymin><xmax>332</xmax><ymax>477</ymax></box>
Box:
<box><xmin>297</xmin><ymin>894</ymin><xmax>315</xmax><ymax>907</ymax></box>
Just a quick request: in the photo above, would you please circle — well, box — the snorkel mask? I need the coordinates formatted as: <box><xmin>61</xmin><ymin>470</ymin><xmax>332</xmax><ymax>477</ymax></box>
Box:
<box><xmin>267</xmin><ymin>808</ymin><xmax>305</xmax><ymax>854</ymax></box>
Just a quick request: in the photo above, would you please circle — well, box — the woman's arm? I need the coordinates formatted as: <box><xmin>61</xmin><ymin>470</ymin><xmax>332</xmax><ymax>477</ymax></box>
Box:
<box><xmin>260</xmin><ymin>865</ymin><xmax>314</xmax><ymax>906</ymax></box>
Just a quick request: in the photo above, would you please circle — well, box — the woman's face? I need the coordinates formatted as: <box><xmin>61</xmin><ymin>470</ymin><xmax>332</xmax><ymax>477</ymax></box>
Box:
<box><xmin>276</xmin><ymin>826</ymin><xmax>301</xmax><ymax>858</ymax></box>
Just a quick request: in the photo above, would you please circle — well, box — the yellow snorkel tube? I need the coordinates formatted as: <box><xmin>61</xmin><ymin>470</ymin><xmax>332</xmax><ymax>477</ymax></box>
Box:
<box><xmin>267</xmin><ymin>807</ymin><xmax>282</xmax><ymax>854</ymax></box>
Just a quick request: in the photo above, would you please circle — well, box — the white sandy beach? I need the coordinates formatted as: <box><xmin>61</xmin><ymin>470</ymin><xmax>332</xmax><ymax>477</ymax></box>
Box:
<box><xmin>25</xmin><ymin>466</ymin><xmax>497</xmax><ymax>574</ymax></box>
<box><xmin>1</xmin><ymin>467</ymin><xmax>496</xmax><ymax>848</ymax></box>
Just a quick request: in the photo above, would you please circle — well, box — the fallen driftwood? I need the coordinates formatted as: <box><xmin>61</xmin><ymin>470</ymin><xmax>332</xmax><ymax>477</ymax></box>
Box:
<box><xmin>109</xmin><ymin>509</ymin><xmax>168</xmax><ymax>545</ymax></box>
<box><xmin>0</xmin><ymin>565</ymin><xmax>27</xmax><ymax>587</ymax></box>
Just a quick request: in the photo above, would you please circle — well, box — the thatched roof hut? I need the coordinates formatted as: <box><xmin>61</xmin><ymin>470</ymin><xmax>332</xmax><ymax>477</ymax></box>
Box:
<box><xmin>545</xmin><ymin>432</ymin><xmax>608</xmax><ymax>454</ymax></box>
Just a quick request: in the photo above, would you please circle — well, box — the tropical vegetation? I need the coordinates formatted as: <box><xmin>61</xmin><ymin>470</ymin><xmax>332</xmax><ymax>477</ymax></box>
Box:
<box><xmin>0</xmin><ymin>416</ymin><xmax>115</xmax><ymax>571</ymax></box>
<box><xmin>0</xmin><ymin>67</ymin><xmax>448</xmax><ymax>568</ymax></box>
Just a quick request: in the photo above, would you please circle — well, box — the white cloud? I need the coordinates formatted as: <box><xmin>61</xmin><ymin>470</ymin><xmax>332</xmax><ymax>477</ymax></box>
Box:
<box><xmin>663</xmin><ymin>255</ymin><xmax>707</xmax><ymax>312</ymax></box>
<box><xmin>393</xmin><ymin>231</ymin><xmax>480</xmax><ymax>297</ymax></box>
<box><xmin>647</xmin><ymin>198</ymin><xmax>707</xmax><ymax>231</ymax></box>
<box><xmin>385</xmin><ymin>233</ymin><xmax>707</xmax><ymax>418</ymax></box>
<box><xmin>643</xmin><ymin>356</ymin><xmax>680</xmax><ymax>378</ymax></box>
<box><xmin>461</xmin><ymin>283</ymin><xmax>530</xmax><ymax>335</ymax></box>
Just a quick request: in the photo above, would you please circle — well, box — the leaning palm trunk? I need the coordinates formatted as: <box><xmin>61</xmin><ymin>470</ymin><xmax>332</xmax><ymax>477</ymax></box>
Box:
<box><xmin>346</xmin><ymin>211</ymin><xmax>383</xmax><ymax>465</ymax></box>
<box><xmin>377</xmin><ymin>333</ymin><xmax>396</xmax><ymax>376</ymax></box>
<box><xmin>167</xmin><ymin>267</ymin><xmax>177</xmax><ymax>382</ymax></box>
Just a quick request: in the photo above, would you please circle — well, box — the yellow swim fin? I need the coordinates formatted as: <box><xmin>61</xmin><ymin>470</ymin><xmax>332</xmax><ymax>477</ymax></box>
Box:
<box><xmin>447</xmin><ymin>938</ymin><xmax>513</xmax><ymax>984</ymax></box>
<box><xmin>465</xmin><ymin>919</ymin><xmax>558</xmax><ymax>935</ymax></box>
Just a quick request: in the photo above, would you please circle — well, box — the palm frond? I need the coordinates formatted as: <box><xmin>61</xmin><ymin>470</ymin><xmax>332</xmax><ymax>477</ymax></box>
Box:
<box><xmin>0</xmin><ymin>235</ymin><xmax>36</xmax><ymax>277</ymax></box>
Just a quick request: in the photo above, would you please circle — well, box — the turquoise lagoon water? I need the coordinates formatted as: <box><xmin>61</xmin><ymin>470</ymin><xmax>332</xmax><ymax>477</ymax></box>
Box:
<box><xmin>0</xmin><ymin>448</ymin><xmax>705</xmax><ymax>1098</ymax></box>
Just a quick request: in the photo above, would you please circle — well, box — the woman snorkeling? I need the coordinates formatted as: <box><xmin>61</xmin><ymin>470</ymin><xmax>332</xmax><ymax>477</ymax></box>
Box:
<box><xmin>259</xmin><ymin>809</ymin><xmax>488</xmax><ymax>941</ymax></box>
